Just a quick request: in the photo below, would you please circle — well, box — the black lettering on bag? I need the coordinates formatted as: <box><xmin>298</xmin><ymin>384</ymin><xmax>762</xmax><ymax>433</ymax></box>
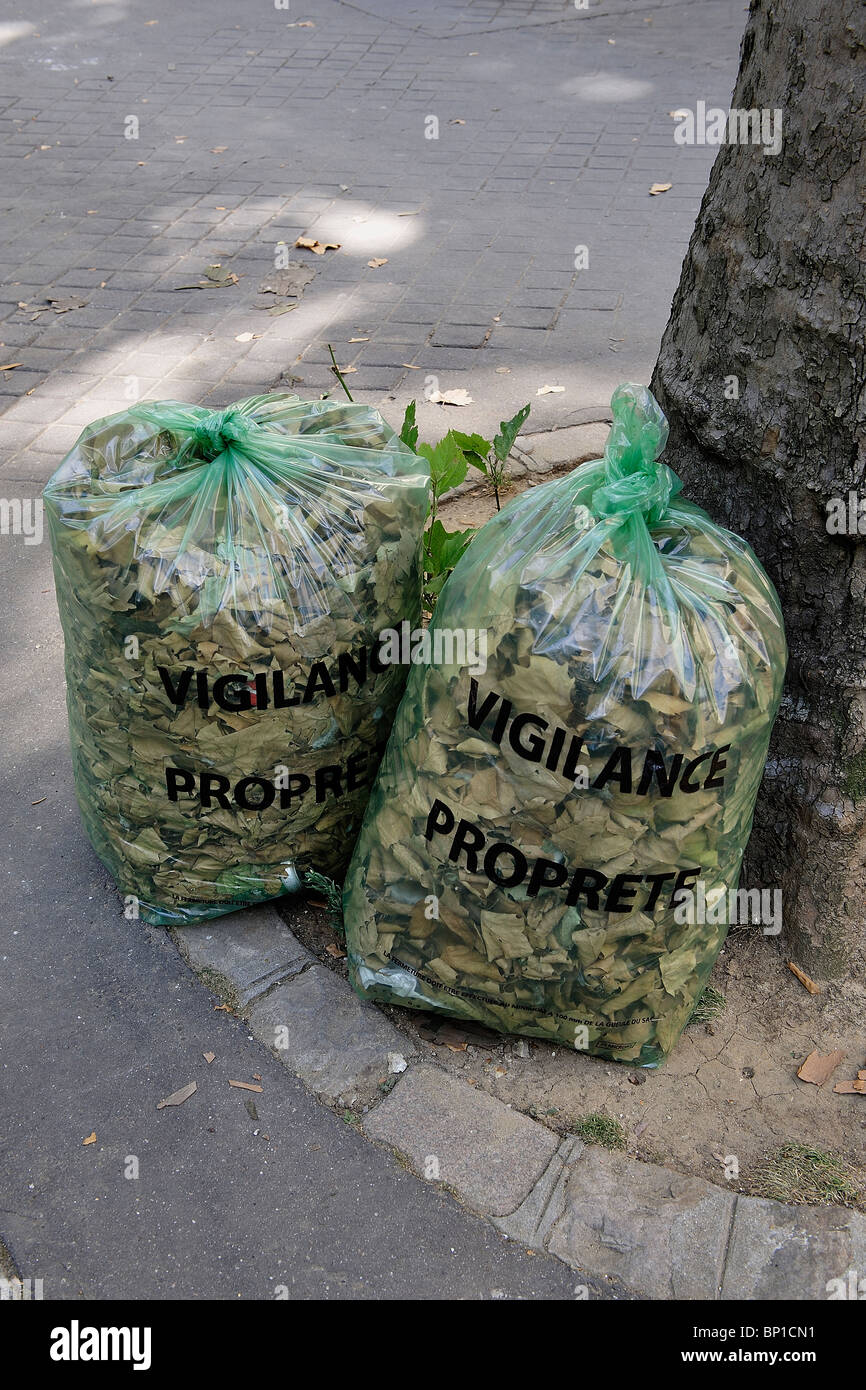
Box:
<box><xmin>235</xmin><ymin>775</ymin><xmax>275</xmax><ymax>810</ymax></box>
<box><xmin>483</xmin><ymin>842</ymin><xmax>528</xmax><ymax>888</ymax></box>
<box><xmin>158</xmin><ymin>667</ymin><xmax>193</xmax><ymax>706</ymax></box>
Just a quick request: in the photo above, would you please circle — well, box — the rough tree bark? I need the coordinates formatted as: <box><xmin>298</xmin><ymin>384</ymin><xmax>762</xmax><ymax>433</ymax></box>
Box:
<box><xmin>651</xmin><ymin>0</ymin><xmax>865</xmax><ymax>980</ymax></box>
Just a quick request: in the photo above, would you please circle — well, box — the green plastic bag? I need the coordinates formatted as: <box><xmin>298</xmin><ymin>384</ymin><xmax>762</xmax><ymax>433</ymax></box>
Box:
<box><xmin>45</xmin><ymin>394</ymin><xmax>429</xmax><ymax>926</ymax></box>
<box><xmin>344</xmin><ymin>384</ymin><xmax>787</xmax><ymax>1065</ymax></box>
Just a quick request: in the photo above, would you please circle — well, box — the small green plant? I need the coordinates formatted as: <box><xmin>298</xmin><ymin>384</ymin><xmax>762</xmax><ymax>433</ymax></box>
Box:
<box><xmin>451</xmin><ymin>404</ymin><xmax>531</xmax><ymax>512</ymax></box>
<box><xmin>690</xmin><ymin>986</ymin><xmax>727</xmax><ymax>1024</ymax></box>
<box><xmin>399</xmin><ymin>399</ymin><xmax>532</xmax><ymax>606</ymax></box>
<box><xmin>754</xmin><ymin>1143</ymin><xmax>860</xmax><ymax>1208</ymax></box>
<box><xmin>573</xmin><ymin>1113</ymin><xmax>627</xmax><ymax>1150</ymax></box>
<box><xmin>303</xmin><ymin>870</ymin><xmax>345</xmax><ymax>940</ymax></box>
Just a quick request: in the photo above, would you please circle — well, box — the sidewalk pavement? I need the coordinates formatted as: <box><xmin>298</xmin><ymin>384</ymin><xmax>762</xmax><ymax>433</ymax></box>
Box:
<box><xmin>0</xmin><ymin>0</ymin><xmax>744</xmax><ymax>482</ymax></box>
<box><xmin>0</xmin><ymin>0</ymin><xmax>749</xmax><ymax>1299</ymax></box>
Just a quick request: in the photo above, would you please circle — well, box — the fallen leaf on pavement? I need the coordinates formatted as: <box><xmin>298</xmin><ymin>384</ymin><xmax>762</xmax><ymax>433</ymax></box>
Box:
<box><xmin>325</xmin><ymin>942</ymin><xmax>346</xmax><ymax>958</ymax></box>
<box><xmin>833</xmin><ymin>1079</ymin><xmax>866</xmax><ymax>1094</ymax></box>
<box><xmin>156</xmin><ymin>1081</ymin><xmax>197</xmax><ymax>1109</ymax></box>
<box><xmin>175</xmin><ymin>263</ymin><xmax>239</xmax><ymax>291</ymax></box>
<box><xmin>649</xmin><ymin>182</ymin><xmax>672</xmax><ymax>195</ymax></box>
<box><xmin>295</xmin><ymin>236</ymin><xmax>340</xmax><ymax>255</ymax></box>
<box><xmin>0</xmin><ymin>362</ymin><xmax>23</xmax><ymax>371</ymax></box>
<box><xmin>228</xmin><ymin>1080</ymin><xmax>263</xmax><ymax>1093</ymax></box>
<box><xmin>211</xmin><ymin>146</ymin><xmax>228</xmax><ymax>153</ymax></box>
<box><xmin>203</xmin><ymin>1051</ymin><xmax>215</xmax><ymax>1064</ymax></box>
<box><xmin>348</xmin><ymin>336</ymin><xmax>369</xmax><ymax>342</ymax></box>
<box><xmin>450</xmin><ymin>118</ymin><xmax>466</xmax><ymax>125</ymax></box>
<box><xmin>257</xmin><ymin>264</ymin><xmax>315</xmax><ymax>298</ymax></box>
<box><xmin>234</xmin><ymin>332</ymin><xmax>258</xmax><ymax>343</ymax></box>
<box><xmin>47</xmin><ymin>296</ymin><xmax>88</xmax><ymax>314</ymax></box>
<box><xmin>797</xmin><ymin>1049</ymin><xmax>844</xmax><ymax>1086</ymax></box>
<box><xmin>788</xmin><ymin>960</ymin><xmax>821</xmax><ymax>994</ymax></box>
<box><xmin>83</xmin><ymin>1131</ymin><xmax>96</xmax><ymax>1146</ymax></box>
<box><xmin>213</xmin><ymin>1003</ymin><xmax>232</xmax><ymax>1012</ymax></box>
<box><xmin>367</xmin><ymin>258</ymin><xmax>388</xmax><ymax>268</ymax></box>
<box><xmin>402</xmin><ymin>363</ymin><xmax>421</xmax><ymax>369</ymax></box>
<box><xmin>428</xmin><ymin>388</ymin><xmax>473</xmax><ymax>406</ymax></box>
<box><xmin>536</xmin><ymin>384</ymin><xmax>565</xmax><ymax>395</ymax></box>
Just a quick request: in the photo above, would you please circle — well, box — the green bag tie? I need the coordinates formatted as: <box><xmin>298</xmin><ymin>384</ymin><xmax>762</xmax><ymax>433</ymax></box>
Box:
<box><xmin>590</xmin><ymin>382</ymin><xmax>681</xmax><ymax>525</ymax></box>
<box><xmin>190</xmin><ymin>407</ymin><xmax>257</xmax><ymax>461</ymax></box>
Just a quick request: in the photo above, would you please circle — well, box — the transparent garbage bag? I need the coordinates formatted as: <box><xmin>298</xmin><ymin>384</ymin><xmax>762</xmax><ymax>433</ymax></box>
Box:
<box><xmin>343</xmin><ymin>384</ymin><xmax>786</xmax><ymax>1065</ymax></box>
<box><xmin>45</xmin><ymin>394</ymin><xmax>429</xmax><ymax>925</ymax></box>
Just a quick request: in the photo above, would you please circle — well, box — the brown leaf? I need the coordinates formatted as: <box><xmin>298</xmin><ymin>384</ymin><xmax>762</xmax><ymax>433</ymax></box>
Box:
<box><xmin>257</xmin><ymin>264</ymin><xmax>315</xmax><ymax>297</ymax></box>
<box><xmin>295</xmin><ymin>236</ymin><xmax>340</xmax><ymax>255</ymax></box>
<box><xmin>156</xmin><ymin>1081</ymin><xmax>197</xmax><ymax>1109</ymax></box>
<box><xmin>428</xmin><ymin>387</ymin><xmax>473</xmax><ymax>406</ymax></box>
<box><xmin>797</xmin><ymin>1049</ymin><xmax>844</xmax><ymax>1086</ymax></box>
<box><xmin>0</xmin><ymin>362</ymin><xmax>23</xmax><ymax>371</ymax></box>
<box><xmin>228</xmin><ymin>1080</ymin><xmax>263</xmax><ymax>1093</ymax></box>
<box><xmin>82</xmin><ymin>1131</ymin><xmax>96</xmax><ymax>1146</ymax></box>
<box><xmin>788</xmin><ymin>960</ymin><xmax>821</xmax><ymax>994</ymax></box>
<box><xmin>325</xmin><ymin>942</ymin><xmax>346</xmax><ymax>958</ymax></box>
<box><xmin>649</xmin><ymin>182</ymin><xmax>672</xmax><ymax>195</ymax></box>
<box><xmin>47</xmin><ymin>296</ymin><xmax>87</xmax><ymax>313</ymax></box>
<box><xmin>367</xmin><ymin>258</ymin><xmax>388</xmax><ymax>268</ymax></box>
<box><xmin>433</xmin><ymin>1022</ymin><xmax>470</xmax><ymax>1051</ymax></box>
<box><xmin>348</xmin><ymin>336</ymin><xmax>369</xmax><ymax>342</ymax></box>
<box><xmin>203</xmin><ymin>1051</ymin><xmax>215</xmax><ymax>1064</ymax></box>
<box><xmin>833</xmin><ymin>1079</ymin><xmax>866</xmax><ymax>1094</ymax></box>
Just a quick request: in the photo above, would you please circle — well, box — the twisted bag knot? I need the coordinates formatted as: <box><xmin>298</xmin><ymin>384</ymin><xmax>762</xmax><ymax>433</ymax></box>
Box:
<box><xmin>191</xmin><ymin>407</ymin><xmax>252</xmax><ymax>461</ymax></box>
<box><xmin>590</xmin><ymin>382</ymin><xmax>680</xmax><ymax>523</ymax></box>
<box><xmin>591</xmin><ymin>465</ymin><xmax>674</xmax><ymax>520</ymax></box>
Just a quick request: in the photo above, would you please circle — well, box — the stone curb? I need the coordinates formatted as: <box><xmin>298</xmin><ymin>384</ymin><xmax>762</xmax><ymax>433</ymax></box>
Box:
<box><xmin>440</xmin><ymin>418</ymin><xmax>611</xmax><ymax>501</ymax></box>
<box><xmin>170</xmin><ymin>903</ymin><xmax>865</xmax><ymax>1302</ymax></box>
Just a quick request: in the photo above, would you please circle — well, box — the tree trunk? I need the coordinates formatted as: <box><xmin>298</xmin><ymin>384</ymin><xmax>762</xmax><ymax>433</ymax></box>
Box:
<box><xmin>651</xmin><ymin>0</ymin><xmax>866</xmax><ymax>980</ymax></box>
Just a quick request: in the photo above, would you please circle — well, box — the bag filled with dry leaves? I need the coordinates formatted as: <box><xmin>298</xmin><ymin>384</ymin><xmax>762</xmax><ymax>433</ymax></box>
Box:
<box><xmin>45</xmin><ymin>394</ymin><xmax>429</xmax><ymax>926</ymax></box>
<box><xmin>343</xmin><ymin>384</ymin><xmax>786</xmax><ymax>1065</ymax></box>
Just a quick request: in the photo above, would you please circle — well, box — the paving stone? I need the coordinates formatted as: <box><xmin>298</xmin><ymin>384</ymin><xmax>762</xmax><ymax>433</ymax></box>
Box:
<box><xmin>248</xmin><ymin>964</ymin><xmax>415</xmax><ymax>1109</ymax></box>
<box><xmin>364</xmin><ymin>1064</ymin><xmax>559</xmax><ymax>1217</ymax></box>
<box><xmin>545</xmin><ymin>1146</ymin><xmax>735</xmax><ymax>1300</ymax></box>
<box><xmin>720</xmin><ymin>1197</ymin><xmax>866</xmax><ymax>1301</ymax></box>
<box><xmin>494</xmin><ymin>1136</ymin><xmax>583</xmax><ymax>1246</ymax></box>
<box><xmin>173</xmin><ymin>903</ymin><xmax>313</xmax><ymax>1008</ymax></box>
